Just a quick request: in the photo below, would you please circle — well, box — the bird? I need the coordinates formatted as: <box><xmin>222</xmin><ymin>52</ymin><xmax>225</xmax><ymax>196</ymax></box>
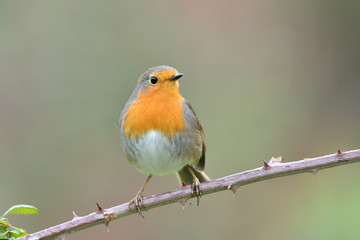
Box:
<box><xmin>119</xmin><ymin>65</ymin><xmax>209</xmax><ymax>215</ymax></box>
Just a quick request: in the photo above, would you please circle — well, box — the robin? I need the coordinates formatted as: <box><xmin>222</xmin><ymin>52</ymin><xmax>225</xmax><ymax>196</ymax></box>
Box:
<box><xmin>120</xmin><ymin>65</ymin><xmax>209</xmax><ymax>215</ymax></box>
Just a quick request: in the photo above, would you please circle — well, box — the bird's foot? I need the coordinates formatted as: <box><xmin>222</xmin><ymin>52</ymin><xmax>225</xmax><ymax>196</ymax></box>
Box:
<box><xmin>191</xmin><ymin>178</ymin><xmax>201</xmax><ymax>206</ymax></box>
<box><xmin>129</xmin><ymin>194</ymin><xmax>145</xmax><ymax>218</ymax></box>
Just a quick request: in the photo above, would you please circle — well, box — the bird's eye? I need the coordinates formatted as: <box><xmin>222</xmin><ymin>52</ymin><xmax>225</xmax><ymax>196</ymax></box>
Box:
<box><xmin>149</xmin><ymin>76</ymin><xmax>158</xmax><ymax>84</ymax></box>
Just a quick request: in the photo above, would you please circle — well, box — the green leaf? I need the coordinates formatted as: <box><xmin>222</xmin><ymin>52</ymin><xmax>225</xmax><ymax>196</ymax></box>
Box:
<box><xmin>0</xmin><ymin>230</ymin><xmax>9</xmax><ymax>237</ymax></box>
<box><xmin>0</xmin><ymin>219</ymin><xmax>10</xmax><ymax>228</ymax></box>
<box><xmin>8</xmin><ymin>227</ymin><xmax>26</xmax><ymax>238</ymax></box>
<box><xmin>3</xmin><ymin>205</ymin><xmax>39</xmax><ymax>217</ymax></box>
<box><xmin>9</xmin><ymin>228</ymin><xmax>21</xmax><ymax>235</ymax></box>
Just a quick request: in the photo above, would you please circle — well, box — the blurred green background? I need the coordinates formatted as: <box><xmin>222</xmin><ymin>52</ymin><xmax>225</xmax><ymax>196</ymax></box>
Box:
<box><xmin>1</xmin><ymin>1</ymin><xmax>360</xmax><ymax>239</ymax></box>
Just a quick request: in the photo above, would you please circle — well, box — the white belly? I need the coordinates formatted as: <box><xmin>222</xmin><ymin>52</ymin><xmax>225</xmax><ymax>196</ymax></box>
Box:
<box><xmin>130</xmin><ymin>130</ymin><xmax>189</xmax><ymax>175</ymax></box>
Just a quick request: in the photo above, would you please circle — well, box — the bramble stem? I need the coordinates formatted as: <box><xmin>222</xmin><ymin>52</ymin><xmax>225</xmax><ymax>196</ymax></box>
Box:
<box><xmin>21</xmin><ymin>149</ymin><xmax>360</xmax><ymax>240</ymax></box>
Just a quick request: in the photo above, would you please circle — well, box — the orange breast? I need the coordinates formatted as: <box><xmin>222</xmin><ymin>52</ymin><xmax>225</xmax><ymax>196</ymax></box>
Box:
<box><xmin>122</xmin><ymin>82</ymin><xmax>186</xmax><ymax>139</ymax></box>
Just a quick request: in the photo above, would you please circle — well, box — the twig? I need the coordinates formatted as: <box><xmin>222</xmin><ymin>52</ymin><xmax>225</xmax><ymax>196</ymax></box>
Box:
<box><xmin>21</xmin><ymin>149</ymin><xmax>360</xmax><ymax>240</ymax></box>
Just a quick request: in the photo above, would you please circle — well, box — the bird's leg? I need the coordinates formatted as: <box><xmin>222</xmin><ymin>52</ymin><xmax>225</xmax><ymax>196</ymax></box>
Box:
<box><xmin>129</xmin><ymin>174</ymin><xmax>152</xmax><ymax>218</ymax></box>
<box><xmin>186</xmin><ymin>165</ymin><xmax>201</xmax><ymax>206</ymax></box>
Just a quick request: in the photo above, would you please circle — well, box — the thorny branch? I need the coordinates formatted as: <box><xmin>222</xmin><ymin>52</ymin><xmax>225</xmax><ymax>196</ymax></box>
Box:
<box><xmin>20</xmin><ymin>149</ymin><xmax>360</xmax><ymax>240</ymax></box>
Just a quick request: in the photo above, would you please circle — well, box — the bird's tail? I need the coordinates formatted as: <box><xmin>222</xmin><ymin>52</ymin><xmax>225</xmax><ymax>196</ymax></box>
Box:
<box><xmin>176</xmin><ymin>165</ymin><xmax>210</xmax><ymax>186</ymax></box>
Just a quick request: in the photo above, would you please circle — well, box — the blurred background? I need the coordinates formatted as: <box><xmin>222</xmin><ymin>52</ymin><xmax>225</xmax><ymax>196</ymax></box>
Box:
<box><xmin>1</xmin><ymin>0</ymin><xmax>360</xmax><ymax>239</ymax></box>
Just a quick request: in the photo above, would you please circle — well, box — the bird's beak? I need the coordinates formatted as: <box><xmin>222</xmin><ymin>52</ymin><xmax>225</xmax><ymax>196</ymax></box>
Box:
<box><xmin>170</xmin><ymin>73</ymin><xmax>183</xmax><ymax>81</ymax></box>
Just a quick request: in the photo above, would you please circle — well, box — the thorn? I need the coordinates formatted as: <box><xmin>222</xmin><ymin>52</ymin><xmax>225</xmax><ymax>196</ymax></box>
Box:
<box><xmin>72</xmin><ymin>211</ymin><xmax>78</xmax><ymax>219</ymax></box>
<box><xmin>337</xmin><ymin>149</ymin><xmax>343</xmax><ymax>155</ymax></box>
<box><xmin>227</xmin><ymin>184</ymin><xmax>239</xmax><ymax>196</ymax></box>
<box><xmin>58</xmin><ymin>235</ymin><xmax>67</xmax><ymax>240</ymax></box>
<box><xmin>263</xmin><ymin>161</ymin><xmax>271</xmax><ymax>169</ymax></box>
<box><xmin>96</xmin><ymin>202</ymin><xmax>113</xmax><ymax>230</ymax></box>
<box><xmin>179</xmin><ymin>199</ymin><xmax>187</xmax><ymax>209</ymax></box>
<box><xmin>96</xmin><ymin>202</ymin><xmax>104</xmax><ymax>214</ymax></box>
<box><xmin>103</xmin><ymin>212</ymin><xmax>115</xmax><ymax>232</ymax></box>
<box><xmin>310</xmin><ymin>169</ymin><xmax>318</xmax><ymax>180</ymax></box>
<box><xmin>230</xmin><ymin>186</ymin><xmax>239</xmax><ymax>197</ymax></box>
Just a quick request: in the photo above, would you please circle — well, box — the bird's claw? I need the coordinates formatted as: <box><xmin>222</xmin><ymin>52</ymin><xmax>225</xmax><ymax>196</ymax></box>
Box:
<box><xmin>191</xmin><ymin>178</ymin><xmax>201</xmax><ymax>206</ymax></box>
<box><xmin>129</xmin><ymin>194</ymin><xmax>145</xmax><ymax>218</ymax></box>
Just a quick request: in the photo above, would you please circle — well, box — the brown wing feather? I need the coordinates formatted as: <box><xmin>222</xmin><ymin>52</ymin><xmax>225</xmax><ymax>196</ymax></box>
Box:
<box><xmin>184</xmin><ymin>100</ymin><xmax>206</xmax><ymax>171</ymax></box>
